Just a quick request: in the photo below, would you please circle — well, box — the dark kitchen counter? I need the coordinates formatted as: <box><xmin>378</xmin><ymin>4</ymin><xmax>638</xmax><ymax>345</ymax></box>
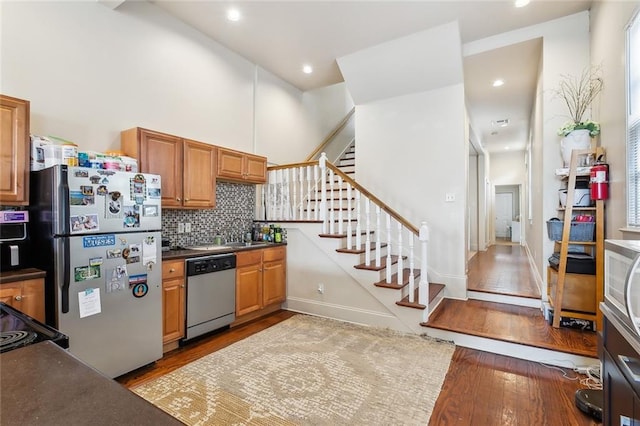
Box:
<box><xmin>0</xmin><ymin>268</ymin><xmax>46</xmax><ymax>284</ymax></box>
<box><xmin>162</xmin><ymin>241</ymin><xmax>287</xmax><ymax>260</ymax></box>
<box><xmin>0</xmin><ymin>341</ymin><xmax>184</xmax><ymax>426</ymax></box>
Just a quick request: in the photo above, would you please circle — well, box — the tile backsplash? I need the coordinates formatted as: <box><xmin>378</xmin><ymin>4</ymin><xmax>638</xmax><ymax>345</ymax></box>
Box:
<box><xmin>162</xmin><ymin>182</ymin><xmax>256</xmax><ymax>248</ymax></box>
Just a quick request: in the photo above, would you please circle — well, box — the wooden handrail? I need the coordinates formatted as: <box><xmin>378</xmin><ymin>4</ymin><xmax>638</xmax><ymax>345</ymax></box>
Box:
<box><xmin>324</xmin><ymin>162</ymin><xmax>419</xmax><ymax>235</ymax></box>
<box><xmin>268</xmin><ymin>161</ymin><xmax>319</xmax><ymax>171</ymax></box>
<box><xmin>304</xmin><ymin>107</ymin><xmax>355</xmax><ymax>162</ymax></box>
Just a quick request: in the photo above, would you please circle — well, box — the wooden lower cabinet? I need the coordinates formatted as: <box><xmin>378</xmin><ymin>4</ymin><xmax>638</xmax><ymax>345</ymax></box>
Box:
<box><xmin>0</xmin><ymin>278</ymin><xmax>45</xmax><ymax>322</ymax></box>
<box><xmin>161</xmin><ymin>260</ymin><xmax>185</xmax><ymax>351</ymax></box>
<box><xmin>235</xmin><ymin>246</ymin><xmax>286</xmax><ymax>323</ymax></box>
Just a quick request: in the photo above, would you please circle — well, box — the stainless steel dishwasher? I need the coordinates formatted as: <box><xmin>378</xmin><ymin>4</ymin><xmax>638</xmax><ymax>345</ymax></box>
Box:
<box><xmin>183</xmin><ymin>253</ymin><xmax>236</xmax><ymax>342</ymax></box>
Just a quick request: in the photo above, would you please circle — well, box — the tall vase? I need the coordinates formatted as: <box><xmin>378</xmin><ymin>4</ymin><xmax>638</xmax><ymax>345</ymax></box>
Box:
<box><xmin>560</xmin><ymin>129</ymin><xmax>591</xmax><ymax>167</ymax></box>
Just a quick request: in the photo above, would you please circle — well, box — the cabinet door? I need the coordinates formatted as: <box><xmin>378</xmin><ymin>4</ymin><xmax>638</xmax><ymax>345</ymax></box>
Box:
<box><xmin>244</xmin><ymin>154</ymin><xmax>267</xmax><ymax>183</ymax></box>
<box><xmin>236</xmin><ymin>264</ymin><xmax>262</xmax><ymax>317</ymax></box>
<box><xmin>0</xmin><ymin>95</ymin><xmax>29</xmax><ymax>205</ymax></box>
<box><xmin>0</xmin><ymin>279</ymin><xmax>45</xmax><ymax>322</ymax></box>
<box><xmin>162</xmin><ymin>278</ymin><xmax>185</xmax><ymax>344</ymax></box>
<box><xmin>603</xmin><ymin>350</ymin><xmax>636</xmax><ymax>426</ymax></box>
<box><xmin>217</xmin><ymin>147</ymin><xmax>244</xmax><ymax>181</ymax></box>
<box><xmin>139</xmin><ymin>129</ymin><xmax>183</xmax><ymax>208</ymax></box>
<box><xmin>262</xmin><ymin>259</ymin><xmax>286</xmax><ymax>306</ymax></box>
<box><xmin>183</xmin><ymin>139</ymin><xmax>216</xmax><ymax>208</ymax></box>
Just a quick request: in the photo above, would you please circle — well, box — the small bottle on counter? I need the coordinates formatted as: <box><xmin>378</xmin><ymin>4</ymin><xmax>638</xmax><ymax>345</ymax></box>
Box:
<box><xmin>274</xmin><ymin>225</ymin><xmax>282</xmax><ymax>243</ymax></box>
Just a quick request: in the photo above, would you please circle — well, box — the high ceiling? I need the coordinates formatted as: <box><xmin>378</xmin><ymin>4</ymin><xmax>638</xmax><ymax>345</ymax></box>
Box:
<box><xmin>149</xmin><ymin>0</ymin><xmax>594</xmax><ymax>153</ymax></box>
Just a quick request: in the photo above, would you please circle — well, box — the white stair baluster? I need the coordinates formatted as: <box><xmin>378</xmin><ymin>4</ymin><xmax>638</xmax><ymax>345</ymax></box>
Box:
<box><xmin>299</xmin><ymin>166</ymin><xmax>305</xmax><ymax>220</ymax></box>
<box><xmin>396</xmin><ymin>222</ymin><xmax>403</xmax><ymax>286</ymax></box>
<box><xmin>306</xmin><ymin>165</ymin><xmax>312</xmax><ymax>220</ymax></box>
<box><xmin>291</xmin><ymin>168</ymin><xmax>297</xmax><ymax>221</ymax></box>
<box><xmin>337</xmin><ymin>175</ymin><xmax>343</xmax><ymax>235</ymax></box>
<box><xmin>346</xmin><ymin>184</ymin><xmax>353</xmax><ymax>249</ymax></box>
<box><xmin>329</xmin><ymin>169</ymin><xmax>335</xmax><ymax>235</ymax></box>
<box><xmin>268</xmin><ymin>169</ymin><xmax>277</xmax><ymax>220</ymax></box>
<box><xmin>365</xmin><ymin>199</ymin><xmax>371</xmax><ymax>265</ymax></box>
<box><xmin>355</xmin><ymin>191</ymin><xmax>362</xmax><ymax>249</ymax></box>
<box><xmin>375</xmin><ymin>206</ymin><xmax>381</xmax><ymax>268</ymax></box>
<box><xmin>419</xmin><ymin>221</ymin><xmax>429</xmax><ymax>322</ymax></box>
<box><xmin>319</xmin><ymin>154</ymin><xmax>327</xmax><ymax>233</ymax></box>
<box><xmin>409</xmin><ymin>233</ymin><xmax>415</xmax><ymax>303</ymax></box>
<box><xmin>314</xmin><ymin>164</ymin><xmax>320</xmax><ymax>221</ymax></box>
<box><xmin>280</xmin><ymin>169</ymin><xmax>288</xmax><ymax>220</ymax></box>
<box><xmin>385</xmin><ymin>213</ymin><xmax>392</xmax><ymax>283</ymax></box>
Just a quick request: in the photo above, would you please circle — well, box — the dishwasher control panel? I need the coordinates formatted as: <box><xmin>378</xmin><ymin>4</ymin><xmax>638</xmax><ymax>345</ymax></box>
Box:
<box><xmin>186</xmin><ymin>254</ymin><xmax>236</xmax><ymax>276</ymax></box>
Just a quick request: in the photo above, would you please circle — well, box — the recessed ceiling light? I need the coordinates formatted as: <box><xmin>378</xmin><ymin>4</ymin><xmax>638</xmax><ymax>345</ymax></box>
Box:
<box><xmin>302</xmin><ymin>64</ymin><xmax>313</xmax><ymax>74</ymax></box>
<box><xmin>505</xmin><ymin>146</ymin><xmax>510</xmax><ymax>150</ymax></box>
<box><xmin>515</xmin><ymin>0</ymin><xmax>530</xmax><ymax>7</ymax></box>
<box><xmin>493</xmin><ymin>79</ymin><xmax>505</xmax><ymax>87</ymax></box>
<box><xmin>226</xmin><ymin>8</ymin><xmax>241</xmax><ymax>22</ymax></box>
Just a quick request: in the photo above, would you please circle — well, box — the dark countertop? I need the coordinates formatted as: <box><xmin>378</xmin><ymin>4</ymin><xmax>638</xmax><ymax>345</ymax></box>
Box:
<box><xmin>0</xmin><ymin>268</ymin><xmax>46</xmax><ymax>284</ymax></box>
<box><xmin>162</xmin><ymin>242</ymin><xmax>287</xmax><ymax>260</ymax></box>
<box><xmin>0</xmin><ymin>341</ymin><xmax>184</xmax><ymax>426</ymax></box>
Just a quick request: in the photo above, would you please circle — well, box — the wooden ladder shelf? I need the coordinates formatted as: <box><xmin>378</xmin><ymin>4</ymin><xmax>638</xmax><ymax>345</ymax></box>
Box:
<box><xmin>549</xmin><ymin>147</ymin><xmax>605</xmax><ymax>330</ymax></box>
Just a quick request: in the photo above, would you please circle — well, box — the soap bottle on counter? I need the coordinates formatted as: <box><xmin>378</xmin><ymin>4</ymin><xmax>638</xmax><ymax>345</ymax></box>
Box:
<box><xmin>214</xmin><ymin>230</ymin><xmax>222</xmax><ymax>245</ymax></box>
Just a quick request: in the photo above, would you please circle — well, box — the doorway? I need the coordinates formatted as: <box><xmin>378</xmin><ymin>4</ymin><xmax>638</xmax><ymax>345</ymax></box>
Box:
<box><xmin>494</xmin><ymin>185</ymin><xmax>520</xmax><ymax>244</ymax></box>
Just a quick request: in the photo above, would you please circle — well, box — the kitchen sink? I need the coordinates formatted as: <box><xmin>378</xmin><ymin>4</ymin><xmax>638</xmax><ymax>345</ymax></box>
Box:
<box><xmin>183</xmin><ymin>245</ymin><xmax>231</xmax><ymax>251</ymax></box>
<box><xmin>225</xmin><ymin>241</ymin><xmax>269</xmax><ymax>248</ymax></box>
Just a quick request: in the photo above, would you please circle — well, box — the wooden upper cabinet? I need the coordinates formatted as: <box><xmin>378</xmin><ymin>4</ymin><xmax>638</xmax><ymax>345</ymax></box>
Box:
<box><xmin>0</xmin><ymin>95</ymin><xmax>30</xmax><ymax>205</ymax></box>
<box><xmin>183</xmin><ymin>139</ymin><xmax>216</xmax><ymax>208</ymax></box>
<box><xmin>121</xmin><ymin>128</ymin><xmax>216</xmax><ymax>209</ymax></box>
<box><xmin>217</xmin><ymin>147</ymin><xmax>267</xmax><ymax>184</ymax></box>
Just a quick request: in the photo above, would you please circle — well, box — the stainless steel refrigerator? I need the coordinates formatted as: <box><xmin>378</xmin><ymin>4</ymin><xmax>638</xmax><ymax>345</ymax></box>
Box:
<box><xmin>30</xmin><ymin>165</ymin><xmax>163</xmax><ymax>378</ymax></box>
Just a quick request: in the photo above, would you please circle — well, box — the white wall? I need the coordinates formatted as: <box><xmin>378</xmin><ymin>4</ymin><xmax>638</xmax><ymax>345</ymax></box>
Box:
<box><xmin>490</xmin><ymin>151</ymin><xmax>526</xmax><ymax>186</ymax></box>
<box><xmin>590</xmin><ymin>1</ymin><xmax>640</xmax><ymax>239</ymax></box>
<box><xmin>0</xmin><ymin>1</ymin><xmax>319</xmax><ymax>162</ymax></box>
<box><xmin>356</xmin><ymin>85</ymin><xmax>468</xmax><ymax>298</ymax></box>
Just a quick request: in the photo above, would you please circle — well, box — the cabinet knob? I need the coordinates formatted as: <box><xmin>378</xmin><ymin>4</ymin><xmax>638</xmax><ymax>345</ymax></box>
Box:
<box><xmin>169</xmin><ymin>268</ymin><xmax>175</xmax><ymax>272</ymax></box>
<box><xmin>181</xmin><ymin>285</ymin><xmax>185</xmax><ymax>288</ymax></box>
<box><xmin>14</xmin><ymin>295</ymin><xmax>22</xmax><ymax>301</ymax></box>
<box><xmin>176</xmin><ymin>197</ymin><xmax>181</xmax><ymax>202</ymax></box>
<box><xmin>185</xmin><ymin>199</ymin><xmax>189</xmax><ymax>201</ymax></box>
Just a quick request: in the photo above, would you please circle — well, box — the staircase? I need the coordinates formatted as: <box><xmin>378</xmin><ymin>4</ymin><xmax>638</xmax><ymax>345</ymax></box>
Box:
<box><xmin>261</xmin><ymin>145</ymin><xmax>597</xmax><ymax>367</ymax></box>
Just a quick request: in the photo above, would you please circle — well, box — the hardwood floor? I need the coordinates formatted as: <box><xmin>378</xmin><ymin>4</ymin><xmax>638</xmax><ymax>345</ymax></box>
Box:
<box><xmin>117</xmin><ymin>311</ymin><xmax>599</xmax><ymax>425</ymax></box>
<box><xmin>468</xmin><ymin>244</ymin><xmax>541</xmax><ymax>299</ymax></box>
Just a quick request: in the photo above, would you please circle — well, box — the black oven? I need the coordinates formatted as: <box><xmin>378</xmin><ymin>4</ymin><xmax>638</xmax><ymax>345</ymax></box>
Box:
<box><xmin>0</xmin><ymin>302</ymin><xmax>69</xmax><ymax>353</ymax></box>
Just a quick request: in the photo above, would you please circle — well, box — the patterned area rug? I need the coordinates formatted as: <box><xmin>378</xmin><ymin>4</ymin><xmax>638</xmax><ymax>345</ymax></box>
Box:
<box><xmin>133</xmin><ymin>315</ymin><xmax>455</xmax><ymax>425</ymax></box>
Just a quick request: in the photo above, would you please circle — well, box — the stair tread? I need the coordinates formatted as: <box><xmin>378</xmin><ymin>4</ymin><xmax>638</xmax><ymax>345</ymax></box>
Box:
<box><xmin>336</xmin><ymin>242</ymin><xmax>387</xmax><ymax>254</ymax></box>
<box><xmin>374</xmin><ymin>268</ymin><xmax>421</xmax><ymax>289</ymax></box>
<box><xmin>354</xmin><ymin>255</ymin><xmax>406</xmax><ymax>271</ymax></box>
<box><xmin>396</xmin><ymin>283</ymin><xmax>445</xmax><ymax>309</ymax></box>
<box><xmin>319</xmin><ymin>230</ymin><xmax>373</xmax><ymax>238</ymax></box>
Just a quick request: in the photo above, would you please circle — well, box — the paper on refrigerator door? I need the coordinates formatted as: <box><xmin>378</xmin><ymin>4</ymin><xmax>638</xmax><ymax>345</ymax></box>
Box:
<box><xmin>142</xmin><ymin>235</ymin><xmax>157</xmax><ymax>268</ymax></box>
<box><xmin>78</xmin><ymin>288</ymin><xmax>101</xmax><ymax>318</ymax></box>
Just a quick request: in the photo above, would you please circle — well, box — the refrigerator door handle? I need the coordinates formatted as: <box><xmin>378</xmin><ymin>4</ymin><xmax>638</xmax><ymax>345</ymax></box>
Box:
<box><xmin>60</xmin><ymin>238</ymin><xmax>71</xmax><ymax>314</ymax></box>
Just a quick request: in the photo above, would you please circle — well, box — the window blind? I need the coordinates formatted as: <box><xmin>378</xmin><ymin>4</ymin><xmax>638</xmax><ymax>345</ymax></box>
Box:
<box><xmin>627</xmin><ymin>11</ymin><xmax>640</xmax><ymax>227</ymax></box>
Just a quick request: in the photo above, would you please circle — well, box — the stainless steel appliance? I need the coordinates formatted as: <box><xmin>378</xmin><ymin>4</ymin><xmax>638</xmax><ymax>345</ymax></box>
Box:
<box><xmin>29</xmin><ymin>165</ymin><xmax>163</xmax><ymax>378</ymax></box>
<box><xmin>0</xmin><ymin>302</ymin><xmax>69</xmax><ymax>353</ymax></box>
<box><xmin>183</xmin><ymin>253</ymin><xmax>236</xmax><ymax>342</ymax></box>
<box><xmin>0</xmin><ymin>210</ymin><xmax>30</xmax><ymax>271</ymax></box>
<box><xmin>603</xmin><ymin>239</ymin><xmax>640</xmax><ymax>352</ymax></box>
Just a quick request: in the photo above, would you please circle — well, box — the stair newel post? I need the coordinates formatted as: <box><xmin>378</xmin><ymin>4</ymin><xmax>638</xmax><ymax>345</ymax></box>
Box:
<box><xmin>291</xmin><ymin>167</ymin><xmax>297</xmax><ymax>221</ymax></box>
<box><xmin>320</xmin><ymin>153</ymin><xmax>328</xmax><ymax>234</ymax></box>
<box><xmin>337</xmin><ymin>174</ymin><xmax>344</xmax><ymax>236</ymax></box>
<box><xmin>313</xmin><ymin>164</ymin><xmax>320</xmax><ymax>221</ymax></box>
<box><xmin>385</xmin><ymin>213</ymin><xmax>392</xmax><ymax>283</ymax></box>
<box><xmin>365</xmin><ymin>198</ymin><xmax>371</xmax><ymax>265</ymax></box>
<box><xmin>419</xmin><ymin>222</ymin><xmax>429</xmax><ymax>321</ymax></box>
<box><xmin>329</xmin><ymin>168</ymin><xmax>335</xmax><ymax>235</ymax></box>
<box><xmin>306</xmin><ymin>165</ymin><xmax>312</xmax><ymax>220</ymax></box>
<box><xmin>355</xmin><ymin>191</ymin><xmax>362</xmax><ymax>250</ymax></box>
<box><xmin>375</xmin><ymin>206</ymin><xmax>382</xmax><ymax>268</ymax></box>
<box><xmin>396</xmin><ymin>222</ymin><xmax>403</xmax><ymax>287</ymax></box>
<box><xmin>408</xmin><ymin>232</ymin><xmax>415</xmax><ymax>302</ymax></box>
<box><xmin>346</xmin><ymin>184</ymin><xmax>353</xmax><ymax>249</ymax></box>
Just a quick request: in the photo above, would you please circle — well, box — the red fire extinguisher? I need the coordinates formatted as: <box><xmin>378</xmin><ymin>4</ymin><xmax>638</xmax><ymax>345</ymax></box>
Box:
<box><xmin>590</xmin><ymin>162</ymin><xmax>609</xmax><ymax>200</ymax></box>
